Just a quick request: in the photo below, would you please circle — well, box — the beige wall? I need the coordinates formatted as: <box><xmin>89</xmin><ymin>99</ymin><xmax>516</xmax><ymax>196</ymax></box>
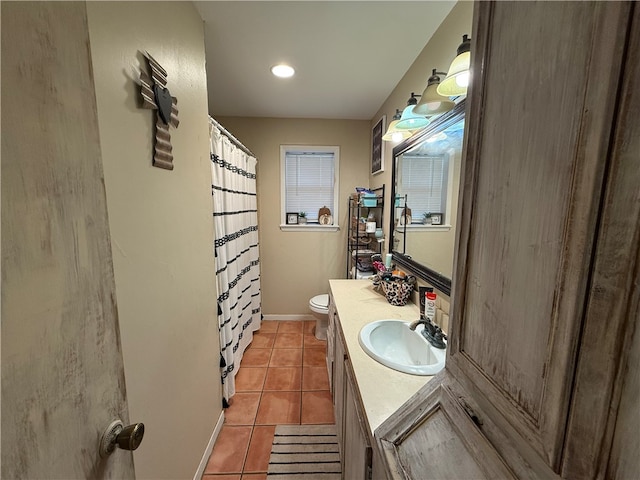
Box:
<box><xmin>217</xmin><ymin>117</ymin><xmax>370</xmax><ymax>315</ymax></box>
<box><xmin>217</xmin><ymin>3</ymin><xmax>473</xmax><ymax>314</ymax></box>
<box><xmin>370</xmin><ymin>1</ymin><xmax>474</xmax><ymax>292</ymax></box>
<box><xmin>86</xmin><ymin>2</ymin><xmax>221</xmax><ymax>479</ymax></box>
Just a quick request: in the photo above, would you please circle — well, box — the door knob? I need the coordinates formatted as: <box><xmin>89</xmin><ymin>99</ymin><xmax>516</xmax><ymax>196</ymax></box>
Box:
<box><xmin>100</xmin><ymin>419</ymin><xmax>145</xmax><ymax>457</ymax></box>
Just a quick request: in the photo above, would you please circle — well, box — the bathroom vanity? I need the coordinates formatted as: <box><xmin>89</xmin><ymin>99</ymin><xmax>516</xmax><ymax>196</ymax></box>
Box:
<box><xmin>325</xmin><ymin>279</ymin><xmax>439</xmax><ymax>480</ymax></box>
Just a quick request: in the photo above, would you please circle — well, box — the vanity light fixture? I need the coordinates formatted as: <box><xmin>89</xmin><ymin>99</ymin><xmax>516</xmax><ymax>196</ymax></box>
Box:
<box><xmin>437</xmin><ymin>34</ymin><xmax>471</xmax><ymax>97</ymax></box>
<box><xmin>383</xmin><ymin>109</ymin><xmax>413</xmax><ymax>143</ymax></box>
<box><xmin>414</xmin><ymin>69</ymin><xmax>456</xmax><ymax>116</ymax></box>
<box><xmin>271</xmin><ymin>64</ymin><xmax>295</xmax><ymax>78</ymax></box>
<box><xmin>395</xmin><ymin>93</ymin><xmax>430</xmax><ymax>131</ymax></box>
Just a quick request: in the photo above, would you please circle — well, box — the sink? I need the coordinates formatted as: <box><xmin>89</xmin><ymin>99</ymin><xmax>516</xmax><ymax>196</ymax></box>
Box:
<box><xmin>358</xmin><ymin>319</ymin><xmax>446</xmax><ymax>376</ymax></box>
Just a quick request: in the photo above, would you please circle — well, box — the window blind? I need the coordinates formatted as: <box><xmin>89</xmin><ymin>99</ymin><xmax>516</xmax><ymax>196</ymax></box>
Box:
<box><xmin>400</xmin><ymin>154</ymin><xmax>449</xmax><ymax>221</ymax></box>
<box><xmin>285</xmin><ymin>151</ymin><xmax>335</xmax><ymax>221</ymax></box>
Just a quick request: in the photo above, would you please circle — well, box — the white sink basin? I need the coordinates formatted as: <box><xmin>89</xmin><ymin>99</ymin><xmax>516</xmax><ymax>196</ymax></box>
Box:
<box><xmin>358</xmin><ymin>319</ymin><xmax>446</xmax><ymax>376</ymax></box>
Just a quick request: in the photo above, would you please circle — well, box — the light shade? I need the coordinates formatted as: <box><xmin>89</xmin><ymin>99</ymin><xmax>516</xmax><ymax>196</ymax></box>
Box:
<box><xmin>383</xmin><ymin>109</ymin><xmax>412</xmax><ymax>142</ymax></box>
<box><xmin>437</xmin><ymin>35</ymin><xmax>471</xmax><ymax>97</ymax></box>
<box><xmin>395</xmin><ymin>93</ymin><xmax>430</xmax><ymax>131</ymax></box>
<box><xmin>414</xmin><ymin>69</ymin><xmax>455</xmax><ymax>116</ymax></box>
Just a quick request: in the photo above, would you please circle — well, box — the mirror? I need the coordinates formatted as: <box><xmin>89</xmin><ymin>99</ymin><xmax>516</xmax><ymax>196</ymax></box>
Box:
<box><xmin>389</xmin><ymin>99</ymin><xmax>466</xmax><ymax>295</ymax></box>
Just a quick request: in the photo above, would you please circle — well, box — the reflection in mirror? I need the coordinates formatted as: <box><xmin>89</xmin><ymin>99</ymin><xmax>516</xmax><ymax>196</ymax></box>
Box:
<box><xmin>390</xmin><ymin>100</ymin><xmax>466</xmax><ymax>295</ymax></box>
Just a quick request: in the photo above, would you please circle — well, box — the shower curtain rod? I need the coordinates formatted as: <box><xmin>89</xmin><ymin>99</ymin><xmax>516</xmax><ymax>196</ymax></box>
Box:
<box><xmin>209</xmin><ymin>116</ymin><xmax>256</xmax><ymax>158</ymax></box>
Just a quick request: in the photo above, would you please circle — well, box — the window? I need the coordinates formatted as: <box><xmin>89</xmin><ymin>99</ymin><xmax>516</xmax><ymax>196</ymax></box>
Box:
<box><xmin>399</xmin><ymin>154</ymin><xmax>450</xmax><ymax>223</ymax></box>
<box><xmin>280</xmin><ymin>145</ymin><xmax>339</xmax><ymax>228</ymax></box>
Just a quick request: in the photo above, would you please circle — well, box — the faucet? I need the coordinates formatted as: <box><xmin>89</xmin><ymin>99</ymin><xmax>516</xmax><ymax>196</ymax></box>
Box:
<box><xmin>408</xmin><ymin>316</ymin><xmax>447</xmax><ymax>349</ymax></box>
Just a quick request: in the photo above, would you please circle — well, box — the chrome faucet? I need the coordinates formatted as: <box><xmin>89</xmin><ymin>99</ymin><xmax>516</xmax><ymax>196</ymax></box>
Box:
<box><xmin>408</xmin><ymin>316</ymin><xmax>447</xmax><ymax>349</ymax></box>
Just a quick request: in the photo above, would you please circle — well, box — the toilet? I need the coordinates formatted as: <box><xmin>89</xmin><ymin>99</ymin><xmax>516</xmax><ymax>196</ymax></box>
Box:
<box><xmin>309</xmin><ymin>294</ymin><xmax>329</xmax><ymax>340</ymax></box>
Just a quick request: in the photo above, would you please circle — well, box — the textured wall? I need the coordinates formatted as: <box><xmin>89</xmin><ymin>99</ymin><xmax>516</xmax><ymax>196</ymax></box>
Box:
<box><xmin>86</xmin><ymin>2</ymin><xmax>222</xmax><ymax>478</ymax></box>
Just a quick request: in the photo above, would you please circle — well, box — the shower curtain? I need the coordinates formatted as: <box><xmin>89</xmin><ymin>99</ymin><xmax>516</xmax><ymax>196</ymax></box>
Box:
<box><xmin>210</xmin><ymin>119</ymin><xmax>262</xmax><ymax>402</ymax></box>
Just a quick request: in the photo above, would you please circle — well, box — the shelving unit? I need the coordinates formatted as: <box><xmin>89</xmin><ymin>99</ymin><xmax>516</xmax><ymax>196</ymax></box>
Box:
<box><xmin>346</xmin><ymin>185</ymin><xmax>385</xmax><ymax>279</ymax></box>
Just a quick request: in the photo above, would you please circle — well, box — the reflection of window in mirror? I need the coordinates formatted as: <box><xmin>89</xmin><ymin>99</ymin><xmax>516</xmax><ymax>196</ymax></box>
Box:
<box><xmin>399</xmin><ymin>154</ymin><xmax>450</xmax><ymax>224</ymax></box>
<box><xmin>396</xmin><ymin>117</ymin><xmax>464</xmax><ymax>228</ymax></box>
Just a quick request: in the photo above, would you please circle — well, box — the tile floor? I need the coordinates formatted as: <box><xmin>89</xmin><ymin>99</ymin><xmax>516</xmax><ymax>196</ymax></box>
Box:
<box><xmin>202</xmin><ymin>320</ymin><xmax>335</xmax><ymax>480</ymax></box>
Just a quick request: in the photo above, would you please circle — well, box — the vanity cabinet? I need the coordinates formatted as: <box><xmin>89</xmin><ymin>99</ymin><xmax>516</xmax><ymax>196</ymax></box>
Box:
<box><xmin>343</xmin><ymin>363</ymin><xmax>372</xmax><ymax>480</ymax></box>
<box><xmin>328</xmin><ymin>295</ymin><xmax>373</xmax><ymax>480</ymax></box>
<box><xmin>377</xmin><ymin>2</ymin><xmax>639</xmax><ymax>479</ymax></box>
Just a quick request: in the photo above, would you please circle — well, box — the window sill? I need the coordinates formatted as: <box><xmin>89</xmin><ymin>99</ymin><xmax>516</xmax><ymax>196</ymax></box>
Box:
<box><xmin>280</xmin><ymin>224</ymin><xmax>340</xmax><ymax>232</ymax></box>
<box><xmin>395</xmin><ymin>224</ymin><xmax>452</xmax><ymax>233</ymax></box>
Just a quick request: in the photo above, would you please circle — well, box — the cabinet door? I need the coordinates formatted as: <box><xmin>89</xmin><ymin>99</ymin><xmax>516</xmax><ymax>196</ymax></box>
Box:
<box><xmin>377</xmin><ymin>380</ymin><xmax>515</xmax><ymax>479</ymax></box>
<box><xmin>326</xmin><ymin>296</ymin><xmax>336</xmax><ymax>392</ymax></box>
<box><xmin>333</xmin><ymin>326</ymin><xmax>347</xmax><ymax>469</ymax></box>
<box><xmin>450</xmin><ymin>0</ymin><xmax>633</xmax><ymax>471</ymax></box>
<box><xmin>343</xmin><ymin>363</ymin><xmax>372</xmax><ymax>480</ymax></box>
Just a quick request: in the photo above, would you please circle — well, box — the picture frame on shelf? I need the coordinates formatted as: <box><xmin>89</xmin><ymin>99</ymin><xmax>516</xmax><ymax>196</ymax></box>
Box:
<box><xmin>371</xmin><ymin>115</ymin><xmax>385</xmax><ymax>175</ymax></box>
<box><xmin>430</xmin><ymin>213</ymin><xmax>443</xmax><ymax>225</ymax></box>
<box><xmin>286</xmin><ymin>212</ymin><xmax>299</xmax><ymax>225</ymax></box>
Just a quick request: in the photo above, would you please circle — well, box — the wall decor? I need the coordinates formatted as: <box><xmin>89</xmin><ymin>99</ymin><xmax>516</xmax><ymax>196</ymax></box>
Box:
<box><xmin>430</xmin><ymin>213</ymin><xmax>443</xmax><ymax>225</ymax></box>
<box><xmin>371</xmin><ymin>115</ymin><xmax>385</xmax><ymax>175</ymax></box>
<box><xmin>139</xmin><ymin>52</ymin><xmax>179</xmax><ymax>170</ymax></box>
<box><xmin>286</xmin><ymin>213</ymin><xmax>299</xmax><ymax>225</ymax></box>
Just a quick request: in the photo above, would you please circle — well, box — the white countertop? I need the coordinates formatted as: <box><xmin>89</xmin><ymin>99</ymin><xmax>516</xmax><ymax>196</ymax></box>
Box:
<box><xmin>329</xmin><ymin>279</ymin><xmax>435</xmax><ymax>435</ymax></box>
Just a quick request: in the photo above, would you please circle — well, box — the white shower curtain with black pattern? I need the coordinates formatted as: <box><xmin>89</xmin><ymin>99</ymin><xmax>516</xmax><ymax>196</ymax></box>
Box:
<box><xmin>210</xmin><ymin>119</ymin><xmax>262</xmax><ymax>402</ymax></box>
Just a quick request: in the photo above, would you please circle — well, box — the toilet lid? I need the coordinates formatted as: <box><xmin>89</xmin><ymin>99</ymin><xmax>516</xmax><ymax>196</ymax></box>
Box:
<box><xmin>310</xmin><ymin>294</ymin><xmax>329</xmax><ymax>308</ymax></box>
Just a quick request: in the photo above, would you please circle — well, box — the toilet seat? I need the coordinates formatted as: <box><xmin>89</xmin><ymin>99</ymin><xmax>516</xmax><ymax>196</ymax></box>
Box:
<box><xmin>309</xmin><ymin>294</ymin><xmax>329</xmax><ymax>314</ymax></box>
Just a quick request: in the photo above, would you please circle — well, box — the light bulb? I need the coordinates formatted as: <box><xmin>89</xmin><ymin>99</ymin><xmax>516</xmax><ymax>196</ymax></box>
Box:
<box><xmin>271</xmin><ymin>64</ymin><xmax>295</xmax><ymax>78</ymax></box>
<box><xmin>426</xmin><ymin>102</ymin><xmax>442</xmax><ymax>111</ymax></box>
<box><xmin>392</xmin><ymin>131</ymin><xmax>404</xmax><ymax>142</ymax></box>
<box><xmin>456</xmin><ymin>72</ymin><xmax>469</xmax><ymax>88</ymax></box>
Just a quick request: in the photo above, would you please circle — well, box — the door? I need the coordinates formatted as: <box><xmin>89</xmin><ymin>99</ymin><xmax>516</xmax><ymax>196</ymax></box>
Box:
<box><xmin>449</xmin><ymin>0</ymin><xmax>633</xmax><ymax>471</ymax></box>
<box><xmin>343</xmin><ymin>364</ymin><xmax>371</xmax><ymax>480</ymax></box>
<box><xmin>1</xmin><ymin>2</ymin><xmax>135</xmax><ymax>478</ymax></box>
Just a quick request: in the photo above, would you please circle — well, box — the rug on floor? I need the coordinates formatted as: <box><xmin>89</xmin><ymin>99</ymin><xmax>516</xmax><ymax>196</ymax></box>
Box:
<box><xmin>267</xmin><ymin>424</ymin><xmax>341</xmax><ymax>479</ymax></box>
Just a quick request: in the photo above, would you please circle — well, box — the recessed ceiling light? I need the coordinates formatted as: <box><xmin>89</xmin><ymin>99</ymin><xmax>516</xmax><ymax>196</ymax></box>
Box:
<box><xmin>271</xmin><ymin>64</ymin><xmax>295</xmax><ymax>78</ymax></box>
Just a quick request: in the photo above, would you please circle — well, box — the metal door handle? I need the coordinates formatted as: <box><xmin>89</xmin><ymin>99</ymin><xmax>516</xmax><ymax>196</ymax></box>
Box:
<box><xmin>100</xmin><ymin>419</ymin><xmax>145</xmax><ymax>457</ymax></box>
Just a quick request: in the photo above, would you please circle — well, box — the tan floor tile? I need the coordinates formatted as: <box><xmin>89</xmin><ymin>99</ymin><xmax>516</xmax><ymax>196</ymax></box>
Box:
<box><xmin>278</xmin><ymin>320</ymin><xmax>304</xmax><ymax>333</ymax></box>
<box><xmin>303</xmin><ymin>333</ymin><xmax>327</xmax><ymax>348</ymax></box>
<box><xmin>243</xmin><ymin>425</ymin><xmax>276</xmax><ymax>473</ymax></box>
<box><xmin>204</xmin><ymin>425</ymin><xmax>252</xmax><ymax>474</ymax></box>
<box><xmin>303</xmin><ymin>320</ymin><xmax>315</xmax><ymax>334</ymax></box>
<box><xmin>234</xmin><ymin>367</ymin><xmax>267</xmax><ymax>392</ymax></box>
<box><xmin>258</xmin><ymin>321</ymin><xmax>279</xmax><ymax>333</ymax></box>
<box><xmin>301</xmin><ymin>391</ymin><xmax>335</xmax><ymax>424</ymax></box>
<box><xmin>302</xmin><ymin>366</ymin><xmax>330</xmax><ymax>391</ymax></box>
<box><xmin>268</xmin><ymin>348</ymin><xmax>302</xmax><ymax>367</ymax></box>
<box><xmin>251</xmin><ymin>332</ymin><xmax>275</xmax><ymax>349</ymax></box>
<box><xmin>241</xmin><ymin>348</ymin><xmax>271</xmax><ymax>367</ymax></box>
<box><xmin>303</xmin><ymin>347</ymin><xmax>326</xmax><ymax>367</ymax></box>
<box><xmin>202</xmin><ymin>475</ymin><xmax>241</xmax><ymax>480</ymax></box>
<box><xmin>241</xmin><ymin>474</ymin><xmax>267</xmax><ymax>480</ymax></box>
<box><xmin>263</xmin><ymin>367</ymin><xmax>302</xmax><ymax>391</ymax></box>
<box><xmin>256</xmin><ymin>391</ymin><xmax>301</xmax><ymax>425</ymax></box>
<box><xmin>273</xmin><ymin>332</ymin><xmax>303</xmax><ymax>349</ymax></box>
<box><xmin>225</xmin><ymin>392</ymin><xmax>261</xmax><ymax>425</ymax></box>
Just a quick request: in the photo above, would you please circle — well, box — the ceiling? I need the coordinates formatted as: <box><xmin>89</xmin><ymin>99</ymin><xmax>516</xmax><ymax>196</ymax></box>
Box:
<box><xmin>193</xmin><ymin>1</ymin><xmax>456</xmax><ymax>120</ymax></box>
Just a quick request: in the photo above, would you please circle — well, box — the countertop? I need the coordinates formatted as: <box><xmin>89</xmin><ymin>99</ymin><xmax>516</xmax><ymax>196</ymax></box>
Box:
<box><xmin>329</xmin><ymin>279</ymin><xmax>435</xmax><ymax>435</ymax></box>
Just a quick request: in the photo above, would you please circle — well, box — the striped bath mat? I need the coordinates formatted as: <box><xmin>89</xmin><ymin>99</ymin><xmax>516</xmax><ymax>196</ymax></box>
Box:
<box><xmin>267</xmin><ymin>424</ymin><xmax>341</xmax><ymax>479</ymax></box>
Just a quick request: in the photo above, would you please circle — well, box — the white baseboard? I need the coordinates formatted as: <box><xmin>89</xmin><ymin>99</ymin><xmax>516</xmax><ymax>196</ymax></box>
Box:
<box><xmin>262</xmin><ymin>314</ymin><xmax>315</xmax><ymax>321</ymax></box>
<box><xmin>193</xmin><ymin>410</ymin><xmax>225</xmax><ymax>480</ymax></box>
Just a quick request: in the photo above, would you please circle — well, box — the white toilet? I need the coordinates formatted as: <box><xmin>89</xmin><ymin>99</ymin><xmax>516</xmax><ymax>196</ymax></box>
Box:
<box><xmin>309</xmin><ymin>294</ymin><xmax>329</xmax><ymax>340</ymax></box>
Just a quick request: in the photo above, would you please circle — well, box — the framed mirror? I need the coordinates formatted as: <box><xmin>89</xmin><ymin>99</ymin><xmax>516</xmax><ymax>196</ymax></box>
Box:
<box><xmin>389</xmin><ymin>99</ymin><xmax>466</xmax><ymax>295</ymax></box>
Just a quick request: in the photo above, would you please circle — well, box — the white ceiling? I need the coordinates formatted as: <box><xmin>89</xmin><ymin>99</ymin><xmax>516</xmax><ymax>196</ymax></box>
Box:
<box><xmin>193</xmin><ymin>1</ymin><xmax>456</xmax><ymax>120</ymax></box>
